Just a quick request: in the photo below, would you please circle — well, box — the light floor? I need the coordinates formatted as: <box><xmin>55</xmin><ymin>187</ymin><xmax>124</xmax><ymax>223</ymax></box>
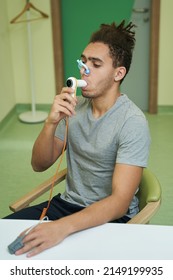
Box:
<box><xmin>0</xmin><ymin>111</ymin><xmax>173</xmax><ymax>225</ymax></box>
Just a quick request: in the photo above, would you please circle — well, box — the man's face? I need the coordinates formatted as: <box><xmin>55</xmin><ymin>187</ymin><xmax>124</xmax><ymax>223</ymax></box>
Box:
<box><xmin>79</xmin><ymin>42</ymin><xmax>116</xmax><ymax>99</ymax></box>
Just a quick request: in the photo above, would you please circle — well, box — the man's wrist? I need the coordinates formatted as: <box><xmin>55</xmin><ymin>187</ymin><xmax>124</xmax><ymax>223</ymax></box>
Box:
<box><xmin>45</xmin><ymin>118</ymin><xmax>57</xmax><ymax>125</ymax></box>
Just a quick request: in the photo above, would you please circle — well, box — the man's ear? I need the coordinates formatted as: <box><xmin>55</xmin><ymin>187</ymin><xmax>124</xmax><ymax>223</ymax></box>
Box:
<box><xmin>114</xmin><ymin>66</ymin><xmax>126</xmax><ymax>82</ymax></box>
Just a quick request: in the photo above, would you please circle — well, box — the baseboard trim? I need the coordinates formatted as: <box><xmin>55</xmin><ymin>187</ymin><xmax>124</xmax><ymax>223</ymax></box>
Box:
<box><xmin>158</xmin><ymin>105</ymin><xmax>173</xmax><ymax>114</ymax></box>
<box><xmin>16</xmin><ymin>103</ymin><xmax>51</xmax><ymax>114</ymax></box>
<box><xmin>0</xmin><ymin>106</ymin><xmax>16</xmax><ymax>131</ymax></box>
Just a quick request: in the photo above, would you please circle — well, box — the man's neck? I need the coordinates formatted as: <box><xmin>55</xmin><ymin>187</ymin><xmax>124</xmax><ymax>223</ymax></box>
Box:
<box><xmin>91</xmin><ymin>90</ymin><xmax>121</xmax><ymax>119</ymax></box>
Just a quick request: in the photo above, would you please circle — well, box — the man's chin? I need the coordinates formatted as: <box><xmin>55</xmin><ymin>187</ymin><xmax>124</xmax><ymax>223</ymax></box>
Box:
<box><xmin>81</xmin><ymin>91</ymin><xmax>90</xmax><ymax>98</ymax></box>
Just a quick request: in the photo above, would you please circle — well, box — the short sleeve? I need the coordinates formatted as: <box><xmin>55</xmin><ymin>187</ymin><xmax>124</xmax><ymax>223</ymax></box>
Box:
<box><xmin>116</xmin><ymin>115</ymin><xmax>151</xmax><ymax>167</ymax></box>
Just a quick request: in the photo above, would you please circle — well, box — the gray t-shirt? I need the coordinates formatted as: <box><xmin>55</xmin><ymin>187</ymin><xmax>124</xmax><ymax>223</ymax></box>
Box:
<box><xmin>55</xmin><ymin>94</ymin><xmax>151</xmax><ymax>218</ymax></box>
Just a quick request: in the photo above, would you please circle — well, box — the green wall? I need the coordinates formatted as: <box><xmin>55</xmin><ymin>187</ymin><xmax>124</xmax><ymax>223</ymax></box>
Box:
<box><xmin>61</xmin><ymin>0</ymin><xmax>134</xmax><ymax>89</ymax></box>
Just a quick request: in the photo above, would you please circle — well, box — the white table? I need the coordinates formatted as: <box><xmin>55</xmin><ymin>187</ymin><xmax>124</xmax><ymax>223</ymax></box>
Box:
<box><xmin>0</xmin><ymin>219</ymin><xmax>173</xmax><ymax>260</ymax></box>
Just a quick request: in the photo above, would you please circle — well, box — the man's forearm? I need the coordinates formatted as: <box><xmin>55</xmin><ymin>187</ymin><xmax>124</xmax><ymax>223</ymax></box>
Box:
<box><xmin>58</xmin><ymin>194</ymin><xmax>128</xmax><ymax>236</ymax></box>
<box><xmin>31</xmin><ymin>121</ymin><xmax>60</xmax><ymax>171</ymax></box>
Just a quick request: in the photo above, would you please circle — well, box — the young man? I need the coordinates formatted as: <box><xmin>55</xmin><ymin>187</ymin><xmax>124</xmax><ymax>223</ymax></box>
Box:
<box><xmin>5</xmin><ymin>21</ymin><xmax>150</xmax><ymax>257</ymax></box>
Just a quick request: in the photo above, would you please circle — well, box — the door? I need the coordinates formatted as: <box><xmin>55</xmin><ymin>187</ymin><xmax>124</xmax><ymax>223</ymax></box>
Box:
<box><xmin>121</xmin><ymin>0</ymin><xmax>151</xmax><ymax>111</ymax></box>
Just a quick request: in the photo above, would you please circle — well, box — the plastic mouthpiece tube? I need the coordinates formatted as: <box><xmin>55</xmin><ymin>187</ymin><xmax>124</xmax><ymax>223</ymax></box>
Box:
<box><xmin>66</xmin><ymin>77</ymin><xmax>87</xmax><ymax>97</ymax></box>
<box><xmin>66</xmin><ymin>77</ymin><xmax>87</xmax><ymax>89</ymax></box>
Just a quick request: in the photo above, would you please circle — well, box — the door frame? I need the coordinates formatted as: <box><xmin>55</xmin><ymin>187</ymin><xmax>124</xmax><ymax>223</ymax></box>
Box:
<box><xmin>50</xmin><ymin>0</ymin><xmax>64</xmax><ymax>94</ymax></box>
<box><xmin>149</xmin><ymin>0</ymin><xmax>160</xmax><ymax>113</ymax></box>
<box><xmin>50</xmin><ymin>0</ymin><xmax>160</xmax><ymax>113</ymax></box>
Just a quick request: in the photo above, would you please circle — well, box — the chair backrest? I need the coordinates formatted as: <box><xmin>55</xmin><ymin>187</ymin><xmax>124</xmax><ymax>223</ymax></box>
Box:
<box><xmin>137</xmin><ymin>168</ymin><xmax>161</xmax><ymax>211</ymax></box>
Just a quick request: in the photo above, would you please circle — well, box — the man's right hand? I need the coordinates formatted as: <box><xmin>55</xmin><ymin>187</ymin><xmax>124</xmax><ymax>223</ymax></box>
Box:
<box><xmin>46</xmin><ymin>87</ymin><xmax>78</xmax><ymax>125</ymax></box>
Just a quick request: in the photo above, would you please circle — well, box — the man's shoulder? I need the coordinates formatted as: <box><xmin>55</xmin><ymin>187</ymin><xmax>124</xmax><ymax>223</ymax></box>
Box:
<box><xmin>119</xmin><ymin>94</ymin><xmax>146</xmax><ymax>119</ymax></box>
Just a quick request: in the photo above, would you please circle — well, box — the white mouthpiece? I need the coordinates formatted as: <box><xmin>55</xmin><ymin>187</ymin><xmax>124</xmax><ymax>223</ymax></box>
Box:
<box><xmin>77</xmin><ymin>79</ymin><xmax>87</xmax><ymax>87</ymax></box>
<box><xmin>66</xmin><ymin>77</ymin><xmax>87</xmax><ymax>90</ymax></box>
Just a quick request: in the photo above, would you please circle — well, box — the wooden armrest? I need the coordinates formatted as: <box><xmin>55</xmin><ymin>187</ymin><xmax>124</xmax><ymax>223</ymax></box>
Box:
<box><xmin>9</xmin><ymin>168</ymin><xmax>67</xmax><ymax>212</ymax></box>
<box><xmin>127</xmin><ymin>200</ymin><xmax>161</xmax><ymax>224</ymax></box>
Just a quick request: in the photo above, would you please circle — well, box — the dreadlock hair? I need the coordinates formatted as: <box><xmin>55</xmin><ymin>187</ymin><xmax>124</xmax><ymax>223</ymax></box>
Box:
<box><xmin>89</xmin><ymin>20</ymin><xmax>136</xmax><ymax>82</ymax></box>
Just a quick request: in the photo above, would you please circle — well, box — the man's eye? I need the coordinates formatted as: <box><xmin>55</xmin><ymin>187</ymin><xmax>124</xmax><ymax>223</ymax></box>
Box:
<box><xmin>93</xmin><ymin>64</ymin><xmax>101</xmax><ymax>68</ymax></box>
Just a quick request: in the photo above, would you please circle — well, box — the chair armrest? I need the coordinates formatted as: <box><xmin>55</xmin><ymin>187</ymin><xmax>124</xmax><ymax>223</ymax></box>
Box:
<box><xmin>127</xmin><ymin>199</ymin><xmax>161</xmax><ymax>224</ymax></box>
<box><xmin>9</xmin><ymin>168</ymin><xmax>67</xmax><ymax>212</ymax></box>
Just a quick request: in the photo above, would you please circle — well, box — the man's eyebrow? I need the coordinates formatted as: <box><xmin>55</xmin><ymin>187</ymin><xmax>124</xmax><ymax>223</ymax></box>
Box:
<box><xmin>81</xmin><ymin>54</ymin><xmax>103</xmax><ymax>63</ymax></box>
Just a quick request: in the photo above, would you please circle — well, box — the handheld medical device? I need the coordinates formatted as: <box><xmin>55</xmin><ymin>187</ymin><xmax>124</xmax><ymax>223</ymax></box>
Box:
<box><xmin>66</xmin><ymin>77</ymin><xmax>87</xmax><ymax>97</ymax></box>
<box><xmin>66</xmin><ymin>77</ymin><xmax>87</xmax><ymax>89</ymax></box>
<box><xmin>66</xmin><ymin>59</ymin><xmax>89</xmax><ymax>97</ymax></box>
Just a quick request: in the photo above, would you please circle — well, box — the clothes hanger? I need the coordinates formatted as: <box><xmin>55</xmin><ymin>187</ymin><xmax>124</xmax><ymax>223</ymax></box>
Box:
<box><xmin>10</xmin><ymin>0</ymin><xmax>49</xmax><ymax>24</ymax></box>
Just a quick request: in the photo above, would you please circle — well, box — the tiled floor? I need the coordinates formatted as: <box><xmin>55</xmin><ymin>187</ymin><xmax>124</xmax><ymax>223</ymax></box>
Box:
<box><xmin>0</xmin><ymin>111</ymin><xmax>173</xmax><ymax>224</ymax></box>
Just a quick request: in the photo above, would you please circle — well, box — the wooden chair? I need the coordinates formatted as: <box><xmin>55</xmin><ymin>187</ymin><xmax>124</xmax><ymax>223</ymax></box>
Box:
<box><xmin>9</xmin><ymin>168</ymin><xmax>161</xmax><ymax>224</ymax></box>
